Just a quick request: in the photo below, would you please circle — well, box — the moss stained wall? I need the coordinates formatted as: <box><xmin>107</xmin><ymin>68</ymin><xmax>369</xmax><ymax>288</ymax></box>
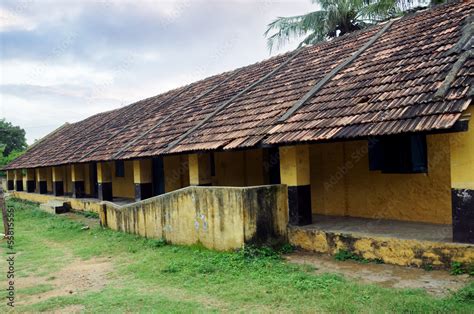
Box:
<box><xmin>11</xmin><ymin>191</ymin><xmax>103</xmax><ymax>213</ymax></box>
<box><xmin>289</xmin><ymin>226</ymin><xmax>474</xmax><ymax>269</ymax></box>
<box><xmin>100</xmin><ymin>185</ymin><xmax>288</xmax><ymax>250</ymax></box>
<box><xmin>310</xmin><ymin>134</ymin><xmax>452</xmax><ymax>224</ymax></box>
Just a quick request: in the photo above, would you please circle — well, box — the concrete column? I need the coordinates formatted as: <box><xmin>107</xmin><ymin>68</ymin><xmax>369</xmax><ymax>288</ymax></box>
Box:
<box><xmin>71</xmin><ymin>164</ymin><xmax>85</xmax><ymax>198</ymax></box>
<box><xmin>279</xmin><ymin>145</ymin><xmax>312</xmax><ymax>226</ymax></box>
<box><xmin>188</xmin><ymin>153</ymin><xmax>212</xmax><ymax>186</ymax></box>
<box><xmin>97</xmin><ymin>162</ymin><xmax>113</xmax><ymax>201</ymax></box>
<box><xmin>52</xmin><ymin>166</ymin><xmax>64</xmax><ymax>196</ymax></box>
<box><xmin>36</xmin><ymin>168</ymin><xmax>48</xmax><ymax>194</ymax></box>
<box><xmin>6</xmin><ymin>170</ymin><xmax>14</xmax><ymax>191</ymax></box>
<box><xmin>133</xmin><ymin>159</ymin><xmax>153</xmax><ymax>201</ymax></box>
<box><xmin>450</xmin><ymin>107</ymin><xmax>474</xmax><ymax>243</ymax></box>
<box><xmin>25</xmin><ymin>169</ymin><xmax>35</xmax><ymax>193</ymax></box>
<box><xmin>14</xmin><ymin>169</ymin><xmax>23</xmax><ymax>191</ymax></box>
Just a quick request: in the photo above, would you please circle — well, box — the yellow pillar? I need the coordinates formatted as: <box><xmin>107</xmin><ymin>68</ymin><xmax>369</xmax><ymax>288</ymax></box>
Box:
<box><xmin>133</xmin><ymin>159</ymin><xmax>153</xmax><ymax>201</ymax></box>
<box><xmin>6</xmin><ymin>170</ymin><xmax>14</xmax><ymax>191</ymax></box>
<box><xmin>36</xmin><ymin>168</ymin><xmax>48</xmax><ymax>194</ymax></box>
<box><xmin>52</xmin><ymin>166</ymin><xmax>64</xmax><ymax>196</ymax></box>
<box><xmin>97</xmin><ymin>162</ymin><xmax>113</xmax><ymax>201</ymax></box>
<box><xmin>25</xmin><ymin>169</ymin><xmax>35</xmax><ymax>193</ymax></box>
<box><xmin>450</xmin><ymin>106</ymin><xmax>474</xmax><ymax>243</ymax></box>
<box><xmin>71</xmin><ymin>164</ymin><xmax>85</xmax><ymax>198</ymax></box>
<box><xmin>188</xmin><ymin>153</ymin><xmax>212</xmax><ymax>186</ymax></box>
<box><xmin>279</xmin><ymin>145</ymin><xmax>312</xmax><ymax>225</ymax></box>
<box><xmin>14</xmin><ymin>169</ymin><xmax>23</xmax><ymax>191</ymax></box>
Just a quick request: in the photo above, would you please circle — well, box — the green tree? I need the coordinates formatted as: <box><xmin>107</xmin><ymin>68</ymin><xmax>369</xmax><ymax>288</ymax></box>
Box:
<box><xmin>0</xmin><ymin>147</ymin><xmax>24</xmax><ymax>170</ymax></box>
<box><xmin>0</xmin><ymin>119</ymin><xmax>27</xmax><ymax>157</ymax></box>
<box><xmin>265</xmin><ymin>0</ymin><xmax>440</xmax><ymax>52</ymax></box>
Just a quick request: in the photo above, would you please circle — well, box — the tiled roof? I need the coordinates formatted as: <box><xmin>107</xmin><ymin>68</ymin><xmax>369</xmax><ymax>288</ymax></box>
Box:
<box><xmin>4</xmin><ymin>1</ymin><xmax>473</xmax><ymax>170</ymax></box>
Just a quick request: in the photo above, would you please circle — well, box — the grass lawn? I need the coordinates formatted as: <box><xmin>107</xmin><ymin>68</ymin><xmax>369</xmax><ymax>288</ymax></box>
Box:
<box><xmin>1</xmin><ymin>198</ymin><xmax>473</xmax><ymax>313</ymax></box>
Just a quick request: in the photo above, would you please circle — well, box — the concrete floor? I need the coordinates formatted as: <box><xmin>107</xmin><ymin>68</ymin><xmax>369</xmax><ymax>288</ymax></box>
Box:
<box><xmin>302</xmin><ymin>215</ymin><xmax>453</xmax><ymax>242</ymax></box>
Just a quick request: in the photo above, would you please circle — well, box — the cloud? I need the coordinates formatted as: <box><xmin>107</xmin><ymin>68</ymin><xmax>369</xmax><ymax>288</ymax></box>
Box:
<box><xmin>0</xmin><ymin>0</ymin><xmax>315</xmax><ymax>144</ymax></box>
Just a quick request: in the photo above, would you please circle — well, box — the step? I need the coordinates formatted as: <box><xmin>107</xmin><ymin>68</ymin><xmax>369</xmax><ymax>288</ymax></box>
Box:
<box><xmin>40</xmin><ymin>200</ymin><xmax>71</xmax><ymax>214</ymax></box>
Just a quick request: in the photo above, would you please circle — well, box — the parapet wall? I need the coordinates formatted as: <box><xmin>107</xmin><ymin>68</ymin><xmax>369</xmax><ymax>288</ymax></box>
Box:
<box><xmin>100</xmin><ymin>185</ymin><xmax>288</xmax><ymax>250</ymax></box>
<box><xmin>10</xmin><ymin>191</ymin><xmax>103</xmax><ymax>213</ymax></box>
<box><xmin>289</xmin><ymin>226</ymin><xmax>474</xmax><ymax>269</ymax></box>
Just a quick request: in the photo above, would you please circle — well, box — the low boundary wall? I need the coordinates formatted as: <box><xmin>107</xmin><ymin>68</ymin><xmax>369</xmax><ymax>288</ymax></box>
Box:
<box><xmin>289</xmin><ymin>227</ymin><xmax>474</xmax><ymax>269</ymax></box>
<box><xmin>100</xmin><ymin>185</ymin><xmax>288</xmax><ymax>250</ymax></box>
<box><xmin>10</xmin><ymin>191</ymin><xmax>103</xmax><ymax>213</ymax></box>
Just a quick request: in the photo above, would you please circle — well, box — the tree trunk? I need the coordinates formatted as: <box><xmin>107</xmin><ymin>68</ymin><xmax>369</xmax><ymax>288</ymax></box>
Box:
<box><xmin>0</xmin><ymin>186</ymin><xmax>8</xmax><ymax>238</ymax></box>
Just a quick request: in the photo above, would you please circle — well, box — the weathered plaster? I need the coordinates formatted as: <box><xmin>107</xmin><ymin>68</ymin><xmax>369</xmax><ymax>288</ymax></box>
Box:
<box><xmin>100</xmin><ymin>185</ymin><xmax>288</xmax><ymax>250</ymax></box>
<box><xmin>310</xmin><ymin>134</ymin><xmax>452</xmax><ymax>224</ymax></box>
<box><xmin>10</xmin><ymin>191</ymin><xmax>103</xmax><ymax>213</ymax></box>
<box><xmin>289</xmin><ymin>226</ymin><xmax>474</xmax><ymax>269</ymax></box>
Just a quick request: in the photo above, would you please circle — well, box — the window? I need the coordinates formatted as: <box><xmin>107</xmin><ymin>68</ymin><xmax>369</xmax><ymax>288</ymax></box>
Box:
<box><xmin>369</xmin><ymin>134</ymin><xmax>428</xmax><ymax>174</ymax></box>
<box><xmin>115</xmin><ymin>160</ymin><xmax>125</xmax><ymax>177</ymax></box>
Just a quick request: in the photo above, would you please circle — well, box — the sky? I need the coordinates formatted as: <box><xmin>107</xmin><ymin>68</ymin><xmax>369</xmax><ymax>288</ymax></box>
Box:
<box><xmin>0</xmin><ymin>0</ymin><xmax>315</xmax><ymax>144</ymax></box>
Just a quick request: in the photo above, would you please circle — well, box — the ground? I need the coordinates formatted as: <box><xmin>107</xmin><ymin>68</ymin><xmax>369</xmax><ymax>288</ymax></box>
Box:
<box><xmin>0</xmin><ymin>199</ymin><xmax>473</xmax><ymax>313</ymax></box>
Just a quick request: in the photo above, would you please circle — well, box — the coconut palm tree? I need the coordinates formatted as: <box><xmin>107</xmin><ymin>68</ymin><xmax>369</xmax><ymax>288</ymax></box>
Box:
<box><xmin>265</xmin><ymin>0</ymin><xmax>439</xmax><ymax>52</ymax></box>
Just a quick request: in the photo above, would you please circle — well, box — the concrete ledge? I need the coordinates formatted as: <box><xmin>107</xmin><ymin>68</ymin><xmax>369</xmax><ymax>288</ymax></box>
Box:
<box><xmin>10</xmin><ymin>191</ymin><xmax>103</xmax><ymax>213</ymax></box>
<box><xmin>288</xmin><ymin>226</ymin><xmax>474</xmax><ymax>269</ymax></box>
<box><xmin>40</xmin><ymin>200</ymin><xmax>71</xmax><ymax>214</ymax></box>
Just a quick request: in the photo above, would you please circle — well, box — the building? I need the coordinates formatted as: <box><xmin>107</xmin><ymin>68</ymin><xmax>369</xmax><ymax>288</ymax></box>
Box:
<box><xmin>3</xmin><ymin>1</ymin><xmax>473</xmax><ymax>267</ymax></box>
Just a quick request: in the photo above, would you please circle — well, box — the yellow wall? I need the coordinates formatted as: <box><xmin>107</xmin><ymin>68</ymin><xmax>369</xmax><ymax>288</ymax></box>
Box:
<box><xmin>310</xmin><ymin>134</ymin><xmax>452</xmax><ymax>224</ymax></box>
<box><xmin>164</xmin><ymin>155</ymin><xmax>189</xmax><ymax>192</ymax></box>
<box><xmin>289</xmin><ymin>226</ymin><xmax>474</xmax><ymax>269</ymax></box>
<box><xmin>189</xmin><ymin>153</ymin><xmax>212</xmax><ymax>185</ymax></box>
<box><xmin>111</xmin><ymin>160</ymin><xmax>134</xmax><ymax>199</ymax></box>
<box><xmin>11</xmin><ymin>191</ymin><xmax>103</xmax><ymax>213</ymax></box>
<box><xmin>280</xmin><ymin>145</ymin><xmax>310</xmax><ymax>186</ymax></box>
<box><xmin>71</xmin><ymin>164</ymin><xmax>84</xmax><ymax>182</ymax></box>
<box><xmin>84</xmin><ymin>164</ymin><xmax>92</xmax><ymax>195</ymax></box>
<box><xmin>133</xmin><ymin>159</ymin><xmax>152</xmax><ymax>184</ymax></box>
<box><xmin>97</xmin><ymin>162</ymin><xmax>112</xmax><ymax>183</ymax></box>
<box><xmin>215</xmin><ymin>151</ymin><xmax>245</xmax><ymax>186</ymax></box>
<box><xmin>214</xmin><ymin>149</ymin><xmax>266</xmax><ymax>187</ymax></box>
<box><xmin>450</xmin><ymin>106</ymin><xmax>474</xmax><ymax>190</ymax></box>
<box><xmin>64</xmin><ymin>165</ymin><xmax>72</xmax><ymax>194</ymax></box>
<box><xmin>244</xmin><ymin>149</ymin><xmax>266</xmax><ymax>186</ymax></box>
<box><xmin>71</xmin><ymin>163</ymin><xmax>94</xmax><ymax>195</ymax></box>
<box><xmin>100</xmin><ymin>185</ymin><xmax>288</xmax><ymax>251</ymax></box>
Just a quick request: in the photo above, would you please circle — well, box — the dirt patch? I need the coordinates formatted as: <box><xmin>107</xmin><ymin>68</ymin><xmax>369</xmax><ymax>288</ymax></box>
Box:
<box><xmin>18</xmin><ymin>257</ymin><xmax>111</xmax><ymax>306</ymax></box>
<box><xmin>286</xmin><ymin>252</ymin><xmax>472</xmax><ymax>296</ymax></box>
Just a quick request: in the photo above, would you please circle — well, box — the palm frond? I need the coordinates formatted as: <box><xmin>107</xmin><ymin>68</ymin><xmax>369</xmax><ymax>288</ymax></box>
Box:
<box><xmin>265</xmin><ymin>10</ymin><xmax>327</xmax><ymax>52</ymax></box>
<box><xmin>359</xmin><ymin>0</ymin><xmax>400</xmax><ymax>21</ymax></box>
<box><xmin>265</xmin><ymin>0</ymin><xmax>426</xmax><ymax>53</ymax></box>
